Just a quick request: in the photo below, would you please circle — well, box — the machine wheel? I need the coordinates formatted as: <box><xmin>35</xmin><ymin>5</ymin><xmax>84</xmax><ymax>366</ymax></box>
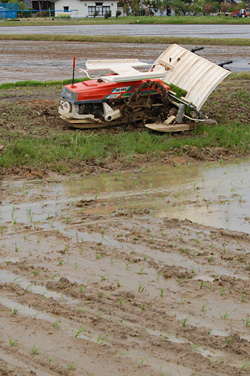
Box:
<box><xmin>123</xmin><ymin>81</ymin><xmax>172</xmax><ymax>124</ymax></box>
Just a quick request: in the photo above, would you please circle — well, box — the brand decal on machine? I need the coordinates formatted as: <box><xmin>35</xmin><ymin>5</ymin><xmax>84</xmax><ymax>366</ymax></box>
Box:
<box><xmin>112</xmin><ymin>86</ymin><xmax>131</xmax><ymax>93</ymax></box>
<box><xmin>105</xmin><ymin>94</ymin><xmax>121</xmax><ymax>99</ymax></box>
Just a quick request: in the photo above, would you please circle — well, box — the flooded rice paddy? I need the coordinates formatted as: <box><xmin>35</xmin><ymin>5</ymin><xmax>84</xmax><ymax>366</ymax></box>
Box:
<box><xmin>1</xmin><ymin>24</ymin><xmax>250</xmax><ymax>39</ymax></box>
<box><xmin>1</xmin><ymin>158</ymin><xmax>250</xmax><ymax>375</ymax></box>
<box><xmin>0</xmin><ymin>41</ymin><xmax>249</xmax><ymax>84</ymax></box>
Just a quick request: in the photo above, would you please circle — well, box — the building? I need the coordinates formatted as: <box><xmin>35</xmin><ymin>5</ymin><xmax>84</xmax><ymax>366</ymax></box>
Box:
<box><xmin>22</xmin><ymin>1</ymin><xmax>54</xmax><ymax>10</ymax></box>
<box><xmin>54</xmin><ymin>0</ymin><xmax>117</xmax><ymax>18</ymax></box>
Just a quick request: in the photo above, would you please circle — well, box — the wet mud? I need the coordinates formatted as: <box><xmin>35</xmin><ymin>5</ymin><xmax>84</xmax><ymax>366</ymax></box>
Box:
<box><xmin>1</xmin><ymin>160</ymin><xmax>250</xmax><ymax>375</ymax></box>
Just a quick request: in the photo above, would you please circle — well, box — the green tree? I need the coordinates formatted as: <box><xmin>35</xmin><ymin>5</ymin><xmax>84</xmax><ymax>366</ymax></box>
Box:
<box><xmin>131</xmin><ymin>0</ymin><xmax>140</xmax><ymax>15</ymax></box>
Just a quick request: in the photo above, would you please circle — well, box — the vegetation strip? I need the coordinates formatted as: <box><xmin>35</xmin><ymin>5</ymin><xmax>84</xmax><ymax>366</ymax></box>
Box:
<box><xmin>0</xmin><ymin>78</ymin><xmax>88</xmax><ymax>90</ymax></box>
<box><xmin>1</xmin><ymin>15</ymin><xmax>250</xmax><ymax>26</ymax></box>
<box><xmin>1</xmin><ymin>34</ymin><xmax>250</xmax><ymax>46</ymax></box>
<box><xmin>0</xmin><ymin>73</ymin><xmax>248</xmax><ymax>90</ymax></box>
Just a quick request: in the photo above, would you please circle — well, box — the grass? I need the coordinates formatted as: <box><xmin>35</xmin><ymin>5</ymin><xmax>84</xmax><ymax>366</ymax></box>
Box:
<box><xmin>1</xmin><ymin>33</ymin><xmax>250</xmax><ymax>46</ymax></box>
<box><xmin>0</xmin><ymin>77</ymin><xmax>88</xmax><ymax>90</ymax></box>
<box><xmin>1</xmin><ymin>15</ymin><xmax>250</xmax><ymax>26</ymax></box>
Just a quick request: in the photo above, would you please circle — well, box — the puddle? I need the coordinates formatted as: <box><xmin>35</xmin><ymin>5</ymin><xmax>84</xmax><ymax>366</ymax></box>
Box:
<box><xmin>63</xmin><ymin>164</ymin><xmax>200</xmax><ymax>197</ymax></box>
<box><xmin>193</xmin><ymin>275</ymin><xmax>214</xmax><ymax>283</ymax></box>
<box><xmin>2</xmin><ymin>158</ymin><xmax>250</xmax><ymax>237</ymax></box>
<box><xmin>209</xmin><ymin>329</ymin><xmax>230</xmax><ymax>337</ymax></box>
<box><xmin>0</xmin><ymin>296</ymin><xmax>56</xmax><ymax>322</ymax></box>
<box><xmin>162</xmin><ymin>159</ymin><xmax>250</xmax><ymax>234</ymax></box>
<box><xmin>0</xmin><ymin>270</ymin><xmax>77</xmax><ymax>304</ymax></box>
<box><xmin>62</xmin><ymin>158</ymin><xmax>250</xmax><ymax>234</ymax></box>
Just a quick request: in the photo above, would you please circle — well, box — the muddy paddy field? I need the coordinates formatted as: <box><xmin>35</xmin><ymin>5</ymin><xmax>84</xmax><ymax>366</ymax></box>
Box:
<box><xmin>1</xmin><ymin>61</ymin><xmax>250</xmax><ymax>374</ymax></box>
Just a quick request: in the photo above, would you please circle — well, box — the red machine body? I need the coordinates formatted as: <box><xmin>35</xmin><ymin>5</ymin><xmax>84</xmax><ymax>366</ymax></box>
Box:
<box><xmin>62</xmin><ymin>78</ymin><xmax>170</xmax><ymax>104</ymax></box>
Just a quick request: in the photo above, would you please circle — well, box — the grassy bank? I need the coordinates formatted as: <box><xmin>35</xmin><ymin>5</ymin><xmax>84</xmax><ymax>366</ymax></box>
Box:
<box><xmin>1</xmin><ymin>15</ymin><xmax>250</xmax><ymax>26</ymax></box>
<box><xmin>0</xmin><ymin>74</ymin><xmax>249</xmax><ymax>174</ymax></box>
<box><xmin>0</xmin><ymin>72</ymin><xmax>249</xmax><ymax>90</ymax></box>
<box><xmin>0</xmin><ymin>78</ymin><xmax>88</xmax><ymax>90</ymax></box>
<box><xmin>1</xmin><ymin>33</ymin><xmax>250</xmax><ymax>46</ymax></box>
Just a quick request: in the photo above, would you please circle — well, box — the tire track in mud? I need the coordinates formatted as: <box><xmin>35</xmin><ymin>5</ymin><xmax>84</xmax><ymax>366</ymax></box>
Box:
<box><xmin>1</xmin><ymin>178</ymin><xmax>250</xmax><ymax>375</ymax></box>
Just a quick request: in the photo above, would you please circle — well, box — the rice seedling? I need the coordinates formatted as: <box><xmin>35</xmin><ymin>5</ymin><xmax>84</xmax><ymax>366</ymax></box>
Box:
<box><xmin>220</xmin><ymin>312</ymin><xmax>230</xmax><ymax>319</ymax></box>
<box><xmin>53</xmin><ymin>320</ymin><xmax>60</xmax><ymax>329</ymax></box>
<box><xmin>190</xmin><ymin>344</ymin><xmax>200</xmax><ymax>353</ymax></box>
<box><xmin>207</xmin><ymin>256</ymin><xmax>213</xmax><ymax>263</ymax></box>
<box><xmin>136</xmin><ymin>357</ymin><xmax>149</xmax><ymax>368</ymax></box>
<box><xmin>138</xmin><ymin>267</ymin><xmax>145</xmax><ymax>275</ymax></box>
<box><xmin>11</xmin><ymin>206</ymin><xmax>16</xmax><ymax>223</ymax></box>
<box><xmin>98</xmin><ymin>292</ymin><xmax>103</xmax><ymax>299</ymax></box>
<box><xmin>220</xmin><ymin>286</ymin><xmax>227</xmax><ymax>296</ymax></box>
<box><xmin>182</xmin><ymin>317</ymin><xmax>189</xmax><ymax>327</ymax></box>
<box><xmin>156</xmin><ymin>272</ymin><xmax>163</xmax><ymax>281</ymax></box>
<box><xmin>141</xmin><ymin>303</ymin><xmax>147</xmax><ymax>310</ymax></box>
<box><xmin>245</xmin><ymin>317</ymin><xmax>250</xmax><ymax>327</ymax></box>
<box><xmin>33</xmin><ymin>269</ymin><xmax>40</xmax><ymax>276</ymax></box>
<box><xmin>76</xmin><ymin>304</ymin><xmax>86</xmax><ymax>313</ymax></box>
<box><xmin>241</xmin><ymin>293</ymin><xmax>246</xmax><ymax>302</ymax></box>
<box><xmin>239</xmin><ymin>361</ymin><xmax>250</xmax><ymax>373</ymax></box>
<box><xmin>67</xmin><ymin>364</ymin><xmax>75</xmax><ymax>371</ymax></box>
<box><xmin>12</xmin><ymin>306</ymin><xmax>18</xmax><ymax>316</ymax></box>
<box><xmin>33</xmin><ymin>311</ymin><xmax>41</xmax><ymax>320</ymax></box>
<box><xmin>9</xmin><ymin>338</ymin><xmax>18</xmax><ymax>347</ymax></box>
<box><xmin>96</xmin><ymin>333</ymin><xmax>110</xmax><ymax>345</ymax></box>
<box><xmin>178</xmin><ymin>277</ymin><xmax>184</xmax><ymax>284</ymax></box>
<box><xmin>0</xmin><ymin>226</ymin><xmax>7</xmax><ymax>234</ymax></box>
<box><xmin>160</xmin><ymin>288</ymin><xmax>164</xmax><ymax>297</ymax></box>
<box><xmin>31</xmin><ymin>345</ymin><xmax>39</xmax><ymax>355</ymax></box>
<box><xmin>119</xmin><ymin>297</ymin><xmax>128</xmax><ymax>305</ymax></box>
<box><xmin>138</xmin><ymin>282</ymin><xmax>145</xmax><ymax>293</ymax></box>
<box><xmin>74</xmin><ymin>326</ymin><xmax>86</xmax><ymax>338</ymax></box>
<box><xmin>126</xmin><ymin>261</ymin><xmax>131</xmax><ymax>270</ymax></box>
<box><xmin>201</xmin><ymin>304</ymin><xmax>207</xmax><ymax>312</ymax></box>
<box><xmin>148</xmin><ymin>237</ymin><xmax>155</xmax><ymax>244</ymax></box>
